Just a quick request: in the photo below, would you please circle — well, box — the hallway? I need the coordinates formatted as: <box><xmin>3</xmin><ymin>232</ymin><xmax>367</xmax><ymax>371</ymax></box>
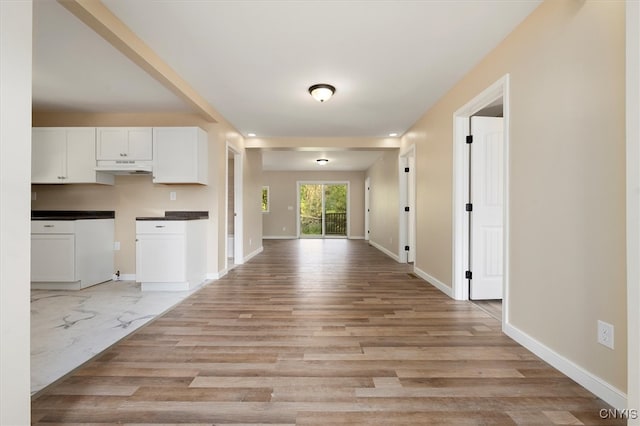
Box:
<box><xmin>32</xmin><ymin>239</ymin><xmax>620</xmax><ymax>424</ymax></box>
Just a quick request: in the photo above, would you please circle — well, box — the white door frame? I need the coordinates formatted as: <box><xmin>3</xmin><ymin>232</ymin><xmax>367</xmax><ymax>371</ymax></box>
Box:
<box><xmin>364</xmin><ymin>177</ymin><xmax>371</xmax><ymax>241</ymax></box>
<box><xmin>452</xmin><ymin>75</ymin><xmax>510</xmax><ymax>312</ymax></box>
<box><xmin>226</xmin><ymin>142</ymin><xmax>243</xmax><ymax>266</ymax></box>
<box><xmin>297</xmin><ymin>181</ymin><xmax>350</xmax><ymax>239</ymax></box>
<box><xmin>399</xmin><ymin>144</ymin><xmax>416</xmax><ymax>263</ymax></box>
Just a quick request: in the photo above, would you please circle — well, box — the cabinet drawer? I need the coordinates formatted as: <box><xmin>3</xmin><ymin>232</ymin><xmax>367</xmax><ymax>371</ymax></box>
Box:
<box><xmin>136</xmin><ymin>220</ymin><xmax>186</xmax><ymax>234</ymax></box>
<box><xmin>31</xmin><ymin>221</ymin><xmax>75</xmax><ymax>234</ymax></box>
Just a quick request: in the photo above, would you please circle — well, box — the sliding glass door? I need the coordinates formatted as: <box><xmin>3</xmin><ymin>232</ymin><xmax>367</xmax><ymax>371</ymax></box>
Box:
<box><xmin>324</xmin><ymin>184</ymin><xmax>347</xmax><ymax>236</ymax></box>
<box><xmin>299</xmin><ymin>183</ymin><xmax>323</xmax><ymax>237</ymax></box>
<box><xmin>299</xmin><ymin>182</ymin><xmax>348</xmax><ymax>238</ymax></box>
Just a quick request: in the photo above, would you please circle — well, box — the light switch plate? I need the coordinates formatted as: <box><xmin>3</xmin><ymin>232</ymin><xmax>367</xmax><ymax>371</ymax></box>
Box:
<box><xmin>170</xmin><ymin>191</ymin><xmax>176</xmax><ymax>201</ymax></box>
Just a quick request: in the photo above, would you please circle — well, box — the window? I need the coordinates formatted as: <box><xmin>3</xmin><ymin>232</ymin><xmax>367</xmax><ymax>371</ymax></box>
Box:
<box><xmin>262</xmin><ymin>186</ymin><xmax>269</xmax><ymax>213</ymax></box>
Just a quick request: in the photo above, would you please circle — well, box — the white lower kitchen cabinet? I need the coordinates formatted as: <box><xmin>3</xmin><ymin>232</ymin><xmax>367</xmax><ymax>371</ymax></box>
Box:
<box><xmin>135</xmin><ymin>219</ymin><xmax>207</xmax><ymax>291</ymax></box>
<box><xmin>31</xmin><ymin>219</ymin><xmax>114</xmax><ymax>290</ymax></box>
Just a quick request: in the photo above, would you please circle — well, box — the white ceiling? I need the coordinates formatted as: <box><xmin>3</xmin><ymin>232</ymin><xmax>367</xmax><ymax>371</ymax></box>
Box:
<box><xmin>32</xmin><ymin>0</ymin><xmax>540</xmax><ymax>139</ymax></box>
<box><xmin>262</xmin><ymin>150</ymin><xmax>383</xmax><ymax>172</ymax></box>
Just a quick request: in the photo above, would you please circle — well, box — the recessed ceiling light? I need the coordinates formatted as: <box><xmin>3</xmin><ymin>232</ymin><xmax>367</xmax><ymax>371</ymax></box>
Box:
<box><xmin>316</xmin><ymin>158</ymin><xmax>329</xmax><ymax>165</ymax></box>
<box><xmin>247</xmin><ymin>133</ymin><xmax>256</xmax><ymax>137</ymax></box>
<box><xmin>308</xmin><ymin>84</ymin><xmax>336</xmax><ymax>102</ymax></box>
<box><xmin>389</xmin><ymin>132</ymin><xmax>399</xmax><ymax>137</ymax></box>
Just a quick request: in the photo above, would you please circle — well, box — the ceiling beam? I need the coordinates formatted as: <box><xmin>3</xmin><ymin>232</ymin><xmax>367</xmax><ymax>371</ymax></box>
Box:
<box><xmin>245</xmin><ymin>137</ymin><xmax>401</xmax><ymax>150</ymax></box>
<box><xmin>58</xmin><ymin>0</ymin><xmax>218</xmax><ymax>123</ymax></box>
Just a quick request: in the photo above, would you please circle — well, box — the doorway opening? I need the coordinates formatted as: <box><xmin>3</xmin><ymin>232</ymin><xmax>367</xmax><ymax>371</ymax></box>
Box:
<box><xmin>226</xmin><ymin>143</ymin><xmax>243</xmax><ymax>270</ymax></box>
<box><xmin>227</xmin><ymin>149</ymin><xmax>235</xmax><ymax>267</ymax></box>
<box><xmin>297</xmin><ymin>182</ymin><xmax>349</xmax><ymax>238</ymax></box>
<box><xmin>399</xmin><ymin>145</ymin><xmax>416</xmax><ymax>263</ymax></box>
<box><xmin>452</xmin><ymin>75</ymin><xmax>510</xmax><ymax>323</ymax></box>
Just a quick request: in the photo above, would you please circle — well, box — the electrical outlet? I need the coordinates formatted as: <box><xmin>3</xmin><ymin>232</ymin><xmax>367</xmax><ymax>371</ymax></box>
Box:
<box><xmin>282</xmin><ymin>227</ymin><xmax>286</xmax><ymax>231</ymax></box>
<box><xmin>114</xmin><ymin>241</ymin><xmax>120</xmax><ymax>251</ymax></box>
<box><xmin>288</xmin><ymin>206</ymin><xmax>293</xmax><ymax>211</ymax></box>
<box><xmin>170</xmin><ymin>191</ymin><xmax>177</xmax><ymax>201</ymax></box>
<box><xmin>249</xmin><ymin>238</ymin><xmax>252</xmax><ymax>246</ymax></box>
<box><xmin>597</xmin><ymin>320</ymin><xmax>614</xmax><ymax>349</ymax></box>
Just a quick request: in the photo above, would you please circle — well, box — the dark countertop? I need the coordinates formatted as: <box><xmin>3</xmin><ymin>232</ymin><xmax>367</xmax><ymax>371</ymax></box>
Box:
<box><xmin>31</xmin><ymin>210</ymin><xmax>115</xmax><ymax>220</ymax></box>
<box><xmin>136</xmin><ymin>211</ymin><xmax>209</xmax><ymax>221</ymax></box>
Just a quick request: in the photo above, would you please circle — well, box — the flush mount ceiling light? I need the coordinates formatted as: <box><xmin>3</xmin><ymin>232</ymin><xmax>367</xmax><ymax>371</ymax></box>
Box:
<box><xmin>247</xmin><ymin>133</ymin><xmax>256</xmax><ymax>137</ymax></box>
<box><xmin>308</xmin><ymin>84</ymin><xmax>336</xmax><ymax>102</ymax></box>
<box><xmin>316</xmin><ymin>158</ymin><xmax>329</xmax><ymax>165</ymax></box>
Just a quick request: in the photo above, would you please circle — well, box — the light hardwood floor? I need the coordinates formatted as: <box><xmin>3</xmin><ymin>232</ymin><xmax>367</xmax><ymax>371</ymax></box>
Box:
<box><xmin>471</xmin><ymin>300</ymin><xmax>503</xmax><ymax>322</ymax></box>
<box><xmin>32</xmin><ymin>239</ymin><xmax>621</xmax><ymax>425</ymax></box>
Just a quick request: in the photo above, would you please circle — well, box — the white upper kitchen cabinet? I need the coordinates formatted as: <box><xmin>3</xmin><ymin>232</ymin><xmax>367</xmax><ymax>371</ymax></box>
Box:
<box><xmin>96</xmin><ymin>127</ymin><xmax>153</xmax><ymax>161</ymax></box>
<box><xmin>32</xmin><ymin>127</ymin><xmax>114</xmax><ymax>185</ymax></box>
<box><xmin>152</xmin><ymin>127</ymin><xmax>208</xmax><ymax>184</ymax></box>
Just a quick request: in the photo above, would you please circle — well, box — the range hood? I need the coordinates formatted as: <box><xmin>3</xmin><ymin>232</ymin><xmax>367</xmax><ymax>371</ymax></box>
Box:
<box><xmin>95</xmin><ymin>160</ymin><xmax>153</xmax><ymax>175</ymax></box>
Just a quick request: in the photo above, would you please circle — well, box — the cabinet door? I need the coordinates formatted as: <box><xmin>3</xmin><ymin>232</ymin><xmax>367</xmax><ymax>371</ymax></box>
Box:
<box><xmin>96</xmin><ymin>128</ymin><xmax>129</xmax><ymax>160</ymax></box>
<box><xmin>136</xmin><ymin>234</ymin><xmax>185</xmax><ymax>282</ymax></box>
<box><xmin>153</xmin><ymin>127</ymin><xmax>207</xmax><ymax>184</ymax></box>
<box><xmin>32</xmin><ymin>128</ymin><xmax>65</xmax><ymax>183</ymax></box>
<box><xmin>65</xmin><ymin>127</ymin><xmax>97</xmax><ymax>183</ymax></box>
<box><xmin>31</xmin><ymin>234</ymin><xmax>76</xmax><ymax>281</ymax></box>
<box><xmin>127</xmin><ymin>128</ymin><xmax>153</xmax><ymax>160</ymax></box>
<box><xmin>97</xmin><ymin>127</ymin><xmax>152</xmax><ymax>160</ymax></box>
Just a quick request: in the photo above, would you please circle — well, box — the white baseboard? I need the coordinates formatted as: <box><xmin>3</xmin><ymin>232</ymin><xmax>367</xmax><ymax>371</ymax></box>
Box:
<box><xmin>264</xmin><ymin>235</ymin><xmax>366</xmax><ymax>240</ymax></box>
<box><xmin>369</xmin><ymin>240</ymin><xmax>400</xmax><ymax>262</ymax></box>
<box><xmin>503</xmin><ymin>322</ymin><xmax>627</xmax><ymax>410</ymax></box>
<box><xmin>413</xmin><ymin>266</ymin><xmax>454</xmax><ymax>298</ymax></box>
<box><xmin>207</xmin><ymin>270</ymin><xmax>226</xmax><ymax>280</ymax></box>
<box><xmin>140</xmin><ymin>279</ymin><xmax>204</xmax><ymax>292</ymax></box>
<box><xmin>113</xmin><ymin>273</ymin><xmax>136</xmax><ymax>282</ymax></box>
<box><xmin>239</xmin><ymin>246</ymin><xmax>263</xmax><ymax>264</ymax></box>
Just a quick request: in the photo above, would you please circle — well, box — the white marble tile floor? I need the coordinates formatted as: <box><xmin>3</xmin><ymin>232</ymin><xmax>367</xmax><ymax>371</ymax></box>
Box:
<box><xmin>31</xmin><ymin>280</ymin><xmax>203</xmax><ymax>394</ymax></box>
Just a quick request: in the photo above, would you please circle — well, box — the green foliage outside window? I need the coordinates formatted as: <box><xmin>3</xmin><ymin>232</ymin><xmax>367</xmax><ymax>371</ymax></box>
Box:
<box><xmin>262</xmin><ymin>186</ymin><xmax>269</xmax><ymax>212</ymax></box>
<box><xmin>299</xmin><ymin>183</ymin><xmax>347</xmax><ymax>235</ymax></box>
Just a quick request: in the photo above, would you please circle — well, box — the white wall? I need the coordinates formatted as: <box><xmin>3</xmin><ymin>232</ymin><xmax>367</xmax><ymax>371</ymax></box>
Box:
<box><xmin>262</xmin><ymin>170</ymin><xmax>365</xmax><ymax>239</ymax></box>
<box><xmin>0</xmin><ymin>0</ymin><xmax>32</xmax><ymax>423</ymax></box>
<box><xmin>401</xmin><ymin>0</ymin><xmax>627</xmax><ymax>407</ymax></box>
<box><xmin>626</xmin><ymin>1</ymin><xmax>640</xmax><ymax>421</ymax></box>
<box><xmin>365</xmin><ymin>151</ymin><xmax>400</xmax><ymax>259</ymax></box>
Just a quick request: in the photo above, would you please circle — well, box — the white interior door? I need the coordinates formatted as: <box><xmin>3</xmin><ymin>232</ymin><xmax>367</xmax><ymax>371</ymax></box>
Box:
<box><xmin>469</xmin><ymin>116</ymin><xmax>504</xmax><ymax>300</ymax></box>
<box><xmin>399</xmin><ymin>150</ymin><xmax>416</xmax><ymax>263</ymax></box>
<box><xmin>364</xmin><ymin>177</ymin><xmax>370</xmax><ymax>241</ymax></box>
<box><xmin>407</xmin><ymin>156</ymin><xmax>416</xmax><ymax>263</ymax></box>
